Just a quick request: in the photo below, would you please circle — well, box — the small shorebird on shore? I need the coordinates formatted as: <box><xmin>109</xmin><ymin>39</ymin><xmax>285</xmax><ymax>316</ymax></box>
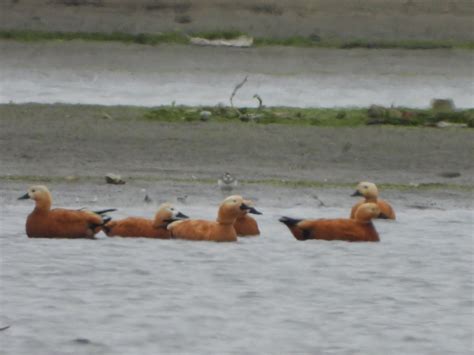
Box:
<box><xmin>218</xmin><ymin>172</ymin><xmax>238</xmax><ymax>192</ymax></box>
<box><xmin>141</xmin><ymin>188</ymin><xmax>152</xmax><ymax>203</ymax></box>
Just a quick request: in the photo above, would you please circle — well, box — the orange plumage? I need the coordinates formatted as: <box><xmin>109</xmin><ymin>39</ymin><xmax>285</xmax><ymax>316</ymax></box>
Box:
<box><xmin>350</xmin><ymin>181</ymin><xmax>395</xmax><ymax>220</ymax></box>
<box><xmin>350</xmin><ymin>199</ymin><xmax>395</xmax><ymax>220</ymax></box>
<box><xmin>234</xmin><ymin>215</ymin><xmax>260</xmax><ymax>236</ymax></box>
<box><xmin>18</xmin><ymin>185</ymin><xmax>113</xmax><ymax>239</ymax></box>
<box><xmin>279</xmin><ymin>203</ymin><xmax>382</xmax><ymax>242</ymax></box>
<box><xmin>104</xmin><ymin>203</ymin><xmax>187</xmax><ymax>238</ymax></box>
<box><xmin>233</xmin><ymin>199</ymin><xmax>262</xmax><ymax>237</ymax></box>
<box><xmin>168</xmin><ymin>195</ymin><xmax>254</xmax><ymax>242</ymax></box>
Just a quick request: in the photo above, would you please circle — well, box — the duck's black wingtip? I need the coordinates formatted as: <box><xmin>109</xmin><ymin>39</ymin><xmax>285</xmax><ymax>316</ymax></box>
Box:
<box><xmin>93</xmin><ymin>208</ymin><xmax>117</xmax><ymax>215</ymax></box>
<box><xmin>101</xmin><ymin>215</ymin><xmax>112</xmax><ymax>225</ymax></box>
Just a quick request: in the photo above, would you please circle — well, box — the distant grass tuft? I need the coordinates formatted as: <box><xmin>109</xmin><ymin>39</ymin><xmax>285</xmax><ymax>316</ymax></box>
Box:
<box><xmin>0</xmin><ymin>29</ymin><xmax>189</xmax><ymax>45</ymax></box>
<box><xmin>254</xmin><ymin>37</ymin><xmax>474</xmax><ymax>49</ymax></box>
<box><xmin>1</xmin><ymin>29</ymin><xmax>473</xmax><ymax>50</ymax></box>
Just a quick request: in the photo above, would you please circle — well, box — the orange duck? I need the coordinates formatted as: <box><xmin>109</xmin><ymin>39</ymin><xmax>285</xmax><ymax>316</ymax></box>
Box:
<box><xmin>18</xmin><ymin>185</ymin><xmax>115</xmax><ymax>239</ymax></box>
<box><xmin>233</xmin><ymin>199</ymin><xmax>262</xmax><ymax>237</ymax></box>
<box><xmin>350</xmin><ymin>181</ymin><xmax>395</xmax><ymax>220</ymax></box>
<box><xmin>103</xmin><ymin>203</ymin><xmax>188</xmax><ymax>238</ymax></box>
<box><xmin>167</xmin><ymin>195</ymin><xmax>253</xmax><ymax>242</ymax></box>
<box><xmin>279</xmin><ymin>203</ymin><xmax>384</xmax><ymax>242</ymax></box>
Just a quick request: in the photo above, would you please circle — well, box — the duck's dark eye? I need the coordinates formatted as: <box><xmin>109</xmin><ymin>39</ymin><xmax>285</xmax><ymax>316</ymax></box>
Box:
<box><xmin>363</xmin><ymin>185</ymin><xmax>368</xmax><ymax>189</ymax></box>
<box><xmin>31</xmin><ymin>189</ymin><xmax>35</xmax><ymax>193</ymax></box>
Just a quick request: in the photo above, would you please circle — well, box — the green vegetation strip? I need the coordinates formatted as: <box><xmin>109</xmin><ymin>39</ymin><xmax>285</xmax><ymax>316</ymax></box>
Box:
<box><xmin>144</xmin><ymin>106</ymin><xmax>369</xmax><ymax>126</ymax></box>
<box><xmin>143</xmin><ymin>105</ymin><xmax>474</xmax><ymax>127</ymax></box>
<box><xmin>1</xmin><ymin>103</ymin><xmax>473</xmax><ymax>127</ymax></box>
<box><xmin>2</xmin><ymin>175</ymin><xmax>472</xmax><ymax>192</ymax></box>
<box><xmin>1</xmin><ymin>29</ymin><xmax>473</xmax><ymax>50</ymax></box>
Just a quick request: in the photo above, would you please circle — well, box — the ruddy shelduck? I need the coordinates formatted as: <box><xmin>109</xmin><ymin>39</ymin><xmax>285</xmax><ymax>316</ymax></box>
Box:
<box><xmin>350</xmin><ymin>181</ymin><xmax>395</xmax><ymax>220</ymax></box>
<box><xmin>18</xmin><ymin>185</ymin><xmax>115</xmax><ymax>239</ymax></box>
<box><xmin>279</xmin><ymin>203</ymin><xmax>384</xmax><ymax>242</ymax></box>
<box><xmin>167</xmin><ymin>195</ymin><xmax>253</xmax><ymax>242</ymax></box>
<box><xmin>103</xmin><ymin>203</ymin><xmax>188</xmax><ymax>238</ymax></box>
<box><xmin>233</xmin><ymin>199</ymin><xmax>262</xmax><ymax>237</ymax></box>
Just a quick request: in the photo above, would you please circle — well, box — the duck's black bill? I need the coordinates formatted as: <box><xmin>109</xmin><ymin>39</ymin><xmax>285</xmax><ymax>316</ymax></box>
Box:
<box><xmin>18</xmin><ymin>193</ymin><xmax>30</xmax><ymax>200</ymax></box>
<box><xmin>248</xmin><ymin>206</ymin><xmax>262</xmax><ymax>215</ymax></box>
<box><xmin>176</xmin><ymin>212</ymin><xmax>189</xmax><ymax>219</ymax></box>
<box><xmin>240</xmin><ymin>203</ymin><xmax>262</xmax><ymax>215</ymax></box>
<box><xmin>351</xmin><ymin>190</ymin><xmax>363</xmax><ymax>197</ymax></box>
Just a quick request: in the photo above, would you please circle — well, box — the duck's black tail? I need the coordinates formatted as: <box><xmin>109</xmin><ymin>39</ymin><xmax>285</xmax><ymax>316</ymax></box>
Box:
<box><xmin>278</xmin><ymin>216</ymin><xmax>302</xmax><ymax>227</ymax></box>
<box><xmin>89</xmin><ymin>212</ymin><xmax>114</xmax><ymax>232</ymax></box>
<box><xmin>279</xmin><ymin>217</ymin><xmax>313</xmax><ymax>241</ymax></box>
<box><xmin>91</xmin><ymin>209</ymin><xmax>116</xmax><ymax>230</ymax></box>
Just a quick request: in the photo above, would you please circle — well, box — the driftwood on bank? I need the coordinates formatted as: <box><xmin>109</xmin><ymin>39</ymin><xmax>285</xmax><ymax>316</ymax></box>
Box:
<box><xmin>229</xmin><ymin>76</ymin><xmax>248</xmax><ymax>117</ymax></box>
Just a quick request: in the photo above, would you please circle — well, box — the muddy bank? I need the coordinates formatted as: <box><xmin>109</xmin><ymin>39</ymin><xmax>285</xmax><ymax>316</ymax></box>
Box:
<box><xmin>1</xmin><ymin>0</ymin><xmax>473</xmax><ymax>41</ymax></box>
<box><xmin>1</xmin><ymin>104</ymin><xmax>473</xmax><ymax>188</ymax></box>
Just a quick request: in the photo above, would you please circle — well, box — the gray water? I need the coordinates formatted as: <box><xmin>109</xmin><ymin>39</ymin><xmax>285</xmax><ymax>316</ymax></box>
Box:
<box><xmin>1</xmin><ymin>42</ymin><xmax>473</xmax><ymax>108</ymax></box>
<box><xmin>1</xmin><ymin>204</ymin><xmax>472</xmax><ymax>355</ymax></box>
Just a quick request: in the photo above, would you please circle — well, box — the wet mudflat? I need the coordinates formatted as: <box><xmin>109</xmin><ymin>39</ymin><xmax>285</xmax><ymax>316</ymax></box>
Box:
<box><xmin>1</xmin><ymin>41</ymin><xmax>473</xmax><ymax>108</ymax></box>
<box><xmin>0</xmin><ymin>182</ymin><xmax>472</xmax><ymax>355</ymax></box>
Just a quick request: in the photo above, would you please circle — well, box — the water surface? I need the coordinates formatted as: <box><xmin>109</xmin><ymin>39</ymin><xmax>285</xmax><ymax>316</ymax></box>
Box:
<box><xmin>1</xmin><ymin>204</ymin><xmax>472</xmax><ymax>354</ymax></box>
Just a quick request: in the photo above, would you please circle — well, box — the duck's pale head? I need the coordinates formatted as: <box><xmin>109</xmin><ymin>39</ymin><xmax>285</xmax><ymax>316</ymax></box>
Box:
<box><xmin>18</xmin><ymin>185</ymin><xmax>51</xmax><ymax>201</ymax></box>
<box><xmin>18</xmin><ymin>185</ymin><xmax>52</xmax><ymax>210</ymax></box>
<box><xmin>218</xmin><ymin>195</ymin><xmax>252</xmax><ymax>223</ymax></box>
<box><xmin>154</xmin><ymin>202</ymin><xmax>188</xmax><ymax>228</ymax></box>
<box><xmin>352</xmin><ymin>181</ymin><xmax>379</xmax><ymax>200</ymax></box>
